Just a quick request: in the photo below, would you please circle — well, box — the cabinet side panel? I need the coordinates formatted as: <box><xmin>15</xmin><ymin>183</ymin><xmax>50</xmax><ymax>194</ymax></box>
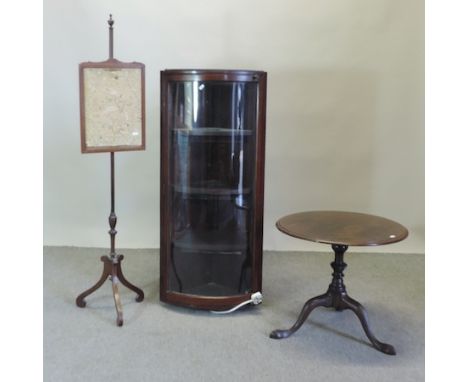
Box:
<box><xmin>252</xmin><ymin>73</ymin><xmax>267</xmax><ymax>292</ymax></box>
<box><xmin>160</xmin><ymin>72</ymin><xmax>171</xmax><ymax>301</ymax></box>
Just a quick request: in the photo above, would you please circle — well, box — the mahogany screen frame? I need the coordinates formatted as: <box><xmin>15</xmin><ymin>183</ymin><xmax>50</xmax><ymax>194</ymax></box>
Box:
<box><xmin>79</xmin><ymin>58</ymin><xmax>146</xmax><ymax>153</ymax></box>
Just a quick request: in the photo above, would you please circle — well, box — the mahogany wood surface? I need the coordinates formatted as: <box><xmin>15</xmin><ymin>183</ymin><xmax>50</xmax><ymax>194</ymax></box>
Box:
<box><xmin>276</xmin><ymin>211</ymin><xmax>408</xmax><ymax>246</ymax></box>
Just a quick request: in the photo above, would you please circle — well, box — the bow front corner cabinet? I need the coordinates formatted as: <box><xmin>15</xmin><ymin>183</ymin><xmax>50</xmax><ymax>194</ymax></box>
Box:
<box><xmin>160</xmin><ymin>69</ymin><xmax>267</xmax><ymax>310</ymax></box>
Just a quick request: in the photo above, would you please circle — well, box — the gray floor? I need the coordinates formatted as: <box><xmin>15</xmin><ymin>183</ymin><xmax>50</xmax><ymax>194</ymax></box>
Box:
<box><xmin>44</xmin><ymin>247</ymin><xmax>424</xmax><ymax>382</ymax></box>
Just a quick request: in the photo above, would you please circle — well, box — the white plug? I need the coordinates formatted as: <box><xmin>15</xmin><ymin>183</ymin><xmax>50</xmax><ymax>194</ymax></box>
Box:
<box><xmin>251</xmin><ymin>291</ymin><xmax>263</xmax><ymax>305</ymax></box>
<box><xmin>210</xmin><ymin>292</ymin><xmax>263</xmax><ymax>314</ymax></box>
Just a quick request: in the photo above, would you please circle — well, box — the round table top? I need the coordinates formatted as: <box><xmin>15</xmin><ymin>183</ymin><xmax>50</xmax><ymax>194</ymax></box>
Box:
<box><xmin>276</xmin><ymin>211</ymin><xmax>408</xmax><ymax>247</ymax></box>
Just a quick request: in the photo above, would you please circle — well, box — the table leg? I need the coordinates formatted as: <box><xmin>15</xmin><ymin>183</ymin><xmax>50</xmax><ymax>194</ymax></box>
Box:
<box><xmin>341</xmin><ymin>295</ymin><xmax>396</xmax><ymax>355</ymax></box>
<box><xmin>270</xmin><ymin>293</ymin><xmax>331</xmax><ymax>339</ymax></box>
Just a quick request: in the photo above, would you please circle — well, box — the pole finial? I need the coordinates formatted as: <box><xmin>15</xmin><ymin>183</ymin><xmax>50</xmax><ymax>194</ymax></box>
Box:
<box><xmin>108</xmin><ymin>14</ymin><xmax>114</xmax><ymax>28</ymax></box>
<box><xmin>108</xmin><ymin>14</ymin><xmax>114</xmax><ymax>59</ymax></box>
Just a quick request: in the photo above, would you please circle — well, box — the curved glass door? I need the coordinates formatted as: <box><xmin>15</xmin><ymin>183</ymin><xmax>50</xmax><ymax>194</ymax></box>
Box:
<box><xmin>167</xmin><ymin>80</ymin><xmax>258</xmax><ymax>296</ymax></box>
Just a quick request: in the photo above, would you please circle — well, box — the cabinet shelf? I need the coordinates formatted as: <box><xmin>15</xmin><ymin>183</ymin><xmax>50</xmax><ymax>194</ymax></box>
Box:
<box><xmin>183</xmin><ymin>283</ymin><xmax>241</xmax><ymax>297</ymax></box>
<box><xmin>172</xmin><ymin>229</ymin><xmax>247</xmax><ymax>253</ymax></box>
<box><xmin>173</xmin><ymin>127</ymin><xmax>253</xmax><ymax>136</ymax></box>
<box><xmin>172</xmin><ymin>183</ymin><xmax>251</xmax><ymax>197</ymax></box>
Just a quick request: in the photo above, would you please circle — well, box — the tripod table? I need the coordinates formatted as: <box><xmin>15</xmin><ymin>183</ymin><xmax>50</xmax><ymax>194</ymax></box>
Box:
<box><xmin>270</xmin><ymin>211</ymin><xmax>408</xmax><ymax>355</ymax></box>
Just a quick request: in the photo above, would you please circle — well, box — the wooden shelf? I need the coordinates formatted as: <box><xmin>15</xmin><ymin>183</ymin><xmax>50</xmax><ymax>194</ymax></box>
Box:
<box><xmin>182</xmin><ymin>282</ymin><xmax>241</xmax><ymax>297</ymax></box>
<box><xmin>173</xmin><ymin>127</ymin><xmax>253</xmax><ymax>136</ymax></box>
<box><xmin>172</xmin><ymin>184</ymin><xmax>251</xmax><ymax>197</ymax></box>
<box><xmin>172</xmin><ymin>229</ymin><xmax>248</xmax><ymax>253</ymax></box>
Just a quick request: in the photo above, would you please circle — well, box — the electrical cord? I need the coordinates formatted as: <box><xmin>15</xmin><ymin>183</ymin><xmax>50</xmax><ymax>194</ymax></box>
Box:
<box><xmin>210</xmin><ymin>292</ymin><xmax>263</xmax><ymax>314</ymax></box>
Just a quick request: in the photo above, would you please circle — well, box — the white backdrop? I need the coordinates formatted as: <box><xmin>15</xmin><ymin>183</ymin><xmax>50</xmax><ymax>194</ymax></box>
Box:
<box><xmin>43</xmin><ymin>0</ymin><xmax>424</xmax><ymax>253</ymax></box>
